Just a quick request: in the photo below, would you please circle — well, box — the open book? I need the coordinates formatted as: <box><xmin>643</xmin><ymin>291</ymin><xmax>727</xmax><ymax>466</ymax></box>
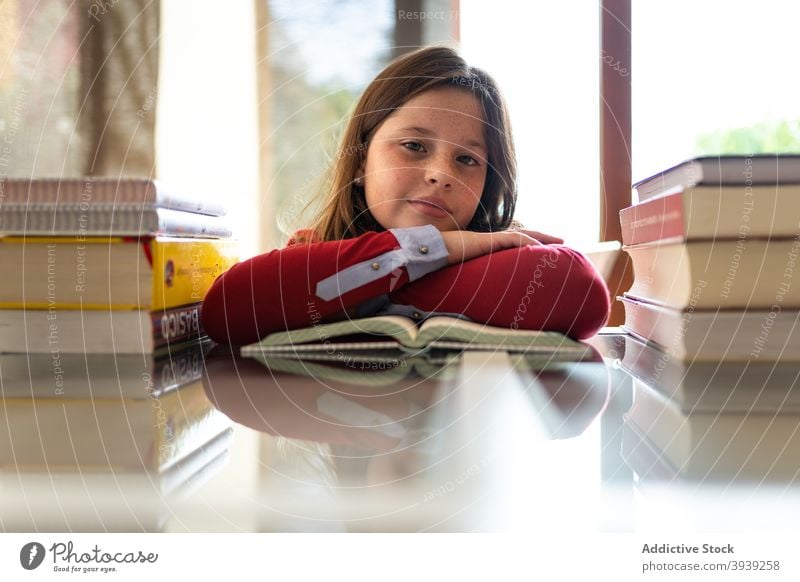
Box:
<box><xmin>240</xmin><ymin>315</ymin><xmax>589</xmax><ymax>357</ymax></box>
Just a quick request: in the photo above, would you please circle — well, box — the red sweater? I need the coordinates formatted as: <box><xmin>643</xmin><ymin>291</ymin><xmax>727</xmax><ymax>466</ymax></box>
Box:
<box><xmin>201</xmin><ymin>226</ymin><xmax>610</xmax><ymax>345</ymax></box>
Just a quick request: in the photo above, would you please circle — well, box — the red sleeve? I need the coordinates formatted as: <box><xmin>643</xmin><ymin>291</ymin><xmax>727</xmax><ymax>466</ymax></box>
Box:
<box><xmin>201</xmin><ymin>231</ymin><xmax>414</xmax><ymax>345</ymax></box>
<box><xmin>387</xmin><ymin>245</ymin><xmax>611</xmax><ymax>340</ymax></box>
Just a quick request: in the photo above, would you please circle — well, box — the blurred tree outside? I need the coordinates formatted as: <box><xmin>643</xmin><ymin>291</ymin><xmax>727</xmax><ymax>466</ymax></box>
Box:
<box><xmin>267</xmin><ymin>0</ymin><xmax>393</xmax><ymax>239</ymax></box>
<box><xmin>694</xmin><ymin>119</ymin><xmax>800</xmax><ymax>156</ymax></box>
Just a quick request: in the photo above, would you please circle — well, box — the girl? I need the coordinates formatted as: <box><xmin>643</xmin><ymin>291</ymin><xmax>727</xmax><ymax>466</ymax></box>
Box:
<box><xmin>202</xmin><ymin>46</ymin><xmax>610</xmax><ymax>346</ymax></box>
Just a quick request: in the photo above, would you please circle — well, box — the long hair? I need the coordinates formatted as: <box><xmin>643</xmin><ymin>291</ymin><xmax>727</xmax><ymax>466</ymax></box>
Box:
<box><xmin>308</xmin><ymin>45</ymin><xmax>517</xmax><ymax>242</ymax></box>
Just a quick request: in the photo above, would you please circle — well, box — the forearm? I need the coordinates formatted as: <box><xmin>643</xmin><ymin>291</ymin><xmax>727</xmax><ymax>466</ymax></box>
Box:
<box><xmin>388</xmin><ymin>245</ymin><xmax>611</xmax><ymax>339</ymax></box>
<box><xmin>201</xmin><ymin>225</ymin><xmax>449</xmax><ymax>344</ymax></box>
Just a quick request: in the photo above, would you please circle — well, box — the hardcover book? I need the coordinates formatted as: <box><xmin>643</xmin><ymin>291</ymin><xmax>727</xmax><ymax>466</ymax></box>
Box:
<box><xmin>0</xmin><ymin>303</ymin><xmax>206</xmax><ymax>354</ymax></box>
<box><xmin>623</xmin><ymin>238</ymin><xmax>800</xmax><ymax>309</ymax></box>
<box><xmin>0</xmin><ymin>236</ymin><xmax>239</xmax><ymax>310</ymax></box>
<box><xmin>620</xmin><ymin>184</ymin><xmax>800</xmax><ymax>245</ymax></box>
<box><xmin>619</xmin><ymin>295</ymin><xmax>800</xmax><ymax>362</ymax></box>
<box><xmin>633</xmin><ymin>154</ymin><xmax>800</xmax><ymax>201</ymax></box>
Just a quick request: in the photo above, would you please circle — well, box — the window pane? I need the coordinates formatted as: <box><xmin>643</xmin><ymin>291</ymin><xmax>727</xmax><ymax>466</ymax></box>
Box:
<box><xmin>0</xmin><ymin>1</ymin><xmax>82</xmax><ymax>177</ymax></box>
<box><xmin>461</xmin><ymin>1</ymin><xmax>600</xmax><ymax>244</ymax></box>
<box><xmin>632</xmin><ymin>0</ymin><xmax>800</xmax><ymax>183</ymax></box>
<box><xmin>267</xmin><ymin>0</ymin><xmax>394</xmax><ymax>241</ymax></box>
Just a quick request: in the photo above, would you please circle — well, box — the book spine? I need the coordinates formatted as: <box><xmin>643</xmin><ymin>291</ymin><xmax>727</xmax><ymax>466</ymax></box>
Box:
<box><xmin>620</xmin><ymin>193</ymin><xmax>686</xmax><ymax>245</ymax></box>
<box><xmin>620</xmin><ymin>299</ymin><xmax>684</xmax><ymax>358</ymax></box>
<box><xmin>0</xmin><ymin>207</ymin><xmax>232</xmax><ymax>237</ymax></box>
<box><xmin>0</xmin><ymin>178</ymin><xmax>156</xmax><ymax>205</ymax></box>
<box><xmin>0</xmin><ymin>179</ymin><xmax>225</xmax><ymax>216</ymax></box>
<box><xmin>0</xmin><ymin>202</ymin><xmax>160</xmax><ymax>211</ymax></box>
<box><xmin>151</xmin><ymin>303</ymin><xmax>205</xmax><ymax>349</ymax></box>
<box><xmin>154</xmin><ymin>208</ymin><xmax>232</xmax><ymax>238</ymax></box>
<box><xmin>149</xmin><ymin>238</ymin><xmax>239</xmax><ymax>310</ymax></box>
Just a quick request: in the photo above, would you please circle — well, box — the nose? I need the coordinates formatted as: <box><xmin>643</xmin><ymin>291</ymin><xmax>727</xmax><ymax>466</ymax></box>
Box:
<box><xmin>424</xmin><ymin>158</ymin><xmax>453</xmax><ymax>189</ymax></box>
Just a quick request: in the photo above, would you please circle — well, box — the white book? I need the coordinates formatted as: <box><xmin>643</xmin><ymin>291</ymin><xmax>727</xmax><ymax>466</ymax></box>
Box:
<box><xmin>0</xmin><ymin>177</ymin><xmax>226</xmax><ymax>216</ymax></box>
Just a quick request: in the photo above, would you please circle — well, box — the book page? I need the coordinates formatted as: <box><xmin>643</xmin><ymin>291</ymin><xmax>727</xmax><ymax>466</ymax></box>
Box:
<box><xmin>254</xmin><ymin>315</ymin><xmax>420</xmax><ymax>349</ymax></box>
<box><xmin>416</xmin><ymin>316</ymin><xmax>583</xmax><ymax>350</ymax></box>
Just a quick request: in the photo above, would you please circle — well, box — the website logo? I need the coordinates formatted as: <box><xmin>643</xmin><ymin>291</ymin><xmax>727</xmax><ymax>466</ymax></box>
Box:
<box><xmin>20</xmin><ymin>542</ymin><xmax>46</xmax><ymax>570</ymax></box>
<box><xmin>164</xmin><ymin>259</ymin><xmax>175</xmax><ymax>287</ymax></box>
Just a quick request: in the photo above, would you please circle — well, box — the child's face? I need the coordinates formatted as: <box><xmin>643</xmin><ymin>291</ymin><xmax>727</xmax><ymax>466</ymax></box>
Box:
<box><xmin>360</xmin><ymin>86</ymin><xmax>488</xmax><ymax>231</ymax></box>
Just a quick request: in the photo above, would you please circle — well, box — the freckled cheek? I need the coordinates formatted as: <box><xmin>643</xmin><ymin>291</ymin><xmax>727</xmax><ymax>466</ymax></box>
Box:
<box><xmin>459</xmin><ymin>176</ymin><xmax>484</xmax><ymax>202</ymax></box>
<box><xmin>384</xmin><ymin>166</ymin><xmax>419</xmax><ymax>192</ymax></box>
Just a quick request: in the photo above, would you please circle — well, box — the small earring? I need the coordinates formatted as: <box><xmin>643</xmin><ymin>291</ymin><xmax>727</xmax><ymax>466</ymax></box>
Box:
<box><xmin>354</xmin><ymin>176</ymin><xmax>363</xmax><ymax>186</ymax></box>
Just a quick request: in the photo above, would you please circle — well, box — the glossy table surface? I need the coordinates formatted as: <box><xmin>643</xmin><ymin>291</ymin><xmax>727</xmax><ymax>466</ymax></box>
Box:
<box><xmin>3</xmin><ymin>332</ymin><xmax>800</xmax><ymax>532</ymax></box>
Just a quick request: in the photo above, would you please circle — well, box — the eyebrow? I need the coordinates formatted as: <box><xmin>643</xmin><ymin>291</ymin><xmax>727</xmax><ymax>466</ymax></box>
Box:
<box><xmin>397</xmin><ymin>126</ymin><xmax>486</xmax><ymax>152</ymax></box>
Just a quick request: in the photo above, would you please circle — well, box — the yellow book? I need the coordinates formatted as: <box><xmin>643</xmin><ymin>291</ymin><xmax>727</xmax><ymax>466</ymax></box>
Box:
<box><xmin>0</xmin><ymin>236</ymin><xmax>239</xmax><ymax>310</ymax></box>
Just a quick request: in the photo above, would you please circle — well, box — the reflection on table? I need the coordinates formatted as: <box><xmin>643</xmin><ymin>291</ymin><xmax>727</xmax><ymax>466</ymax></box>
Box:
<box><xmin>0</xmin><ymin>343</ymin><xmax>232</xmax><ymax>532</ymax></box>
<box><xmin>202</xmin><ymin>344</ymin><xmax>610</xmax><ymax>531</ymax></box>
<box><xmin>6</xmin><ymin>331</ymin><xmax>800</xmax><ymax>532</ymax></box>
<box><xmin>618</xmin><ymin>334</ymin><xmax>800</xmax><ymax>483</ymax></box>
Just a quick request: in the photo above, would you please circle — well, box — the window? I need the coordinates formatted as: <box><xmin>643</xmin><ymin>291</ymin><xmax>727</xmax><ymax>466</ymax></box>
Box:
<box><xmin>266</xmin><ymin>0</ymin><xmax>395</xmax><ymax>245</ymax></box>
<box><xmin>632</xmin><ymin>0</ymin><xmax>800</xmax><ymax>183</ymax></box>
<box><xmin>461</xmin><ymin>1</ymin><xmax>600</xmax><ymax>244</ymax></box>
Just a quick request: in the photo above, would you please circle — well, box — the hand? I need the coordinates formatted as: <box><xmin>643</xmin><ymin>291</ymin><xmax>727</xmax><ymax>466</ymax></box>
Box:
<box><xmin>440</xmin><ymin>230</ymin><xmax>541</xmax><ymax>265</ymax></box>
<box><xmin>512</xmin><ymin>228</ymin><xmax>564</xmax><ymax>245</ymax></box>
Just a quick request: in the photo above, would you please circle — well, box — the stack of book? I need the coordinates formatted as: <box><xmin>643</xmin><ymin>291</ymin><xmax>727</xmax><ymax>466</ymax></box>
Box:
<box><xmin>0</xmin><ymin>178</ymin><xmax>239</xmax><ymax>353</ymax></box>
<box><xmin>617</xmin><ymin>154</ymin><xmax>800</xmax><ymax>482</ymax></box>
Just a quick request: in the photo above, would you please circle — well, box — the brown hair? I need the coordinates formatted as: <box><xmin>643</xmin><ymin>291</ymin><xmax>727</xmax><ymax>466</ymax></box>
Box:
<box><xmin>308</xmin><ymin>45</ymin><xmax>517</xmax><ymax>241</ymax></box>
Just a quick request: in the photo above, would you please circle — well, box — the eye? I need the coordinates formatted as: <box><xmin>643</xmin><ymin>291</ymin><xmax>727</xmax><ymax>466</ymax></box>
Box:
<box><xmin>402</xmin><ymin>141</ymin><xmax>425</xmax><ymax>153</ymax></box>
<box><xmin>457</xmin><ymin>154</ymin><xmax>479</xmax><ymax>166</ymax></box>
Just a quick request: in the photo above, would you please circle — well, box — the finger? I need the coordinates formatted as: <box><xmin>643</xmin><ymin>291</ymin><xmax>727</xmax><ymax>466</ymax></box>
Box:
<box><xmin>509</xmin><ymin>232</ymin><xmax>541</xmax><ymax>246</ymax></box>
<box><xmin>519</xmin><ymin>230</ymin><xmax>563</xmax><ymax>244</ymax></box>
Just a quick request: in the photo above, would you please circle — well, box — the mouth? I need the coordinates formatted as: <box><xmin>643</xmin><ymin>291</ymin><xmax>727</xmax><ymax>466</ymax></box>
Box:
<box><xmin>407</xmin><ymin>198</ymin><xmax>451</xmax><ymax>219</ymax></box>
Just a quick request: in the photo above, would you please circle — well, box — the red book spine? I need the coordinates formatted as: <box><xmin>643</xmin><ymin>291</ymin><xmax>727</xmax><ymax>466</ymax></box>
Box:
<box><xmin>620</xmin><ymin>193</ymin><xmax>686</xmax><ymax>245</ymax></box>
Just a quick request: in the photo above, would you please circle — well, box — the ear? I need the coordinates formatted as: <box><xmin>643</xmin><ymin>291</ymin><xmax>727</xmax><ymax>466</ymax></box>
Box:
<box><xmin>354</xmin><ymin>165</ymin><xmax>365</xmax><ymax>185</ymax></box>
